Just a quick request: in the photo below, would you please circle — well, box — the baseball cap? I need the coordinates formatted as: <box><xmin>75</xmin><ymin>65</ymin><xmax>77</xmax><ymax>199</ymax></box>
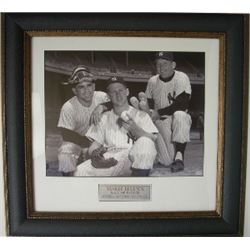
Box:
<box><xmin>155</xmin><ymin>51</ymin><xmax>174</xmax><ymax>61</ymax></box>
<box><xmin>62</xmin><ymin>65</ymin><xmax>95</xmax><ymax>86</ymax></box>
<box><xmin>106</xmin><ymin>76</ymin><xmax>127</xmax><ymax>90</ymax></box>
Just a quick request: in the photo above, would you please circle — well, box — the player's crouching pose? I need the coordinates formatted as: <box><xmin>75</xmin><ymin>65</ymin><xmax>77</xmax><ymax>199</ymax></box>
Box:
<box><xmin>57</xmin><ymin>66</ymin><xmax>110</xmax><ymax>176</ymax></box>
<box><xmin>74</xmin><ymin>76</ymin><xmax>158</xmax><ymax>177</ymax></box>
<box><xmin>139</xmin><ymin>52</ymin><xmax>192</xmax><ymax>172</ymax></box>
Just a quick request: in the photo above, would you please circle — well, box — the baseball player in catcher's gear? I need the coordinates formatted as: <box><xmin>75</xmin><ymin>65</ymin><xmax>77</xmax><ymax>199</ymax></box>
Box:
<box><xmin>74</xmin><ymin>76</ymin><xmax>158</xmax><ymax>177</ymax></box>
<box><xmin>57</xmin><ymin>66</ymin><xmax>110</xmax><ymax>176</ymax></box>
<box><xmin>142</xmin><ymin>52</ymin><xmax>192</xmax><ymax>172</ymax></box>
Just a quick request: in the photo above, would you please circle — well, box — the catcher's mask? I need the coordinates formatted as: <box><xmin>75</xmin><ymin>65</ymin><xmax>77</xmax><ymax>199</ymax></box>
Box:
<box><xmin>62</xmin><ymin>65</ymin><xmax>95</xmax><ymax>87</ymax></box>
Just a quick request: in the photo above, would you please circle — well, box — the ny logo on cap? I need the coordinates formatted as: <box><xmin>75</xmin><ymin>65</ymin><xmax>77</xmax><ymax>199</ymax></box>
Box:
<box><xmin>111</xmin><ymin>76</ymin><xmax>117</xmax><ymax>81</ymax></box>
<box><xmin>159</xmin><ymin>52</ymin><xmax>164</xmax><ymax>56</ymax></box>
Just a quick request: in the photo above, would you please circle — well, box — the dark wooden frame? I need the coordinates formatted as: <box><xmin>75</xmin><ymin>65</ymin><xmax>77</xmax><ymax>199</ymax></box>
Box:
<box><xmin>1</xmin><ymin>13</ymin><xmax>249</xmax><ymax>236</ymax></box>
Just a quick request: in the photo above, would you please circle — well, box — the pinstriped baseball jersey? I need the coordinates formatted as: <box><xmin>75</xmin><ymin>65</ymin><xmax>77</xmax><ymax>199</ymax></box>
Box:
<box><xmin>145</xmin><ymin>70</ymin><xmax>191</xmax><ymax>110</ymax></box>
<box><xmin>57</xmin><ymin>91</ymin><xmax>109</xmax><ymax>136</ymax></box>
<box><xmin>86</xmin><ymin>106</ymin><xmax>158</xmax><ymax>149</ymax></box>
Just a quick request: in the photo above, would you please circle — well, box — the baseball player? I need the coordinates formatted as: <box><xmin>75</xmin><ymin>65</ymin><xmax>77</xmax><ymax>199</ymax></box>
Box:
<box><xmin>74</xmin><ymin>76</ymin><xmax>158</xmax><ymax>177</ymax></box>
<box><xmin>57</xmin><ymin>66</ymin><xmax>109</xmax><ymax>176</ymax></box>
<box><xmin>144</xmin><ymin>52</ymin><xmax>192</xmax><ymax>172</ymax></box>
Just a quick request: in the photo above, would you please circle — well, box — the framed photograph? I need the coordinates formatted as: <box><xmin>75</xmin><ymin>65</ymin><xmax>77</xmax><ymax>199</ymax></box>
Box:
<box><xmin>2</xmin><ymin>13</ymin><xmax>249</xmax><ymax>236</ymax></box>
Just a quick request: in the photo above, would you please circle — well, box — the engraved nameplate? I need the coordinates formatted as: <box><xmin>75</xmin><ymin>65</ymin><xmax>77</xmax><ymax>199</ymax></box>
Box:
<box><xmin>98</xmin><ymin>184</ymin><xmax>151</xmax><ymax>201</ymax></box>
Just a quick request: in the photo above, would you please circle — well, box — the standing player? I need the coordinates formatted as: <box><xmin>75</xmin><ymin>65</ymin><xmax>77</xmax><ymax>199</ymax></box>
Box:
<box><xmin>74</xmin><ymin>76</ymin><xmax>158</xmax><ymax>177</ymax></box>
<box><xmin>145</xmin><ymin>52</ymin><xmax>192</xmax><ymax>172</ymax></box>
<box><xmin>57</xmin><ymin>66</ymin><xmax>109</xmax><ymax>176</ymax></box>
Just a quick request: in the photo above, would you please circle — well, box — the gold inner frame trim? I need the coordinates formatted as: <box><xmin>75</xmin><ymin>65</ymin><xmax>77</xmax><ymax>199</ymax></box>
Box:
<box><xmin>23</xmin><ymin>30</ymin><xmax>226</xmax><ymax>220</ymax></box>
<box><xmin>26</xmin><ymin>30</ymin><xmax>225</xmax><ymax>39</ymax></box>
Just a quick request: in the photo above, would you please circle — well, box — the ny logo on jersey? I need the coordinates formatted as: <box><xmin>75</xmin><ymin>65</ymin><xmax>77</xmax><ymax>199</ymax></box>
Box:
<box><xmin>168</xmin><ymin>91</ymin><xmax>176</xmax><ymax>104</ymax></box>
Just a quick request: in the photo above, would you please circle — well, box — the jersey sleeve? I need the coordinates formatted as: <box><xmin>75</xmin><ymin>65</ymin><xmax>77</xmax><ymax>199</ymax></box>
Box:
<box><xmin>175</xmin><ymin>72</ymin><xmax>192</xmax><ymax>97</ymax></box>
<box><xmin>57</xmin><ymin>104</ymin><xmax>76</xmax><ymax>130</ymax></box>
<box><xmin>94</xmin><ymin>91</ymin><xmax>110</xmax><ymax>105</ymax></box>
<box><xmin>85</xmin><ymin>115</ymin><xmax>106</xmax><ymax>145</ymax></box>
<box><xmin>145</xmin><ymin>77</ymin><xmax>154</xmax><ymax>99</ymax></box>
<box><xmin>136</xmin><ymin>111</ymin><xmax>158</xmax><ymax>134</ymax></box>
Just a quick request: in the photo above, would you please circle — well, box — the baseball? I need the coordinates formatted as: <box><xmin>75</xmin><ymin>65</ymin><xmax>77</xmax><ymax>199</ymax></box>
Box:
<box><xmin>138</xmin><ymin>92</ymin><xmax>147</xmax><ymax>101</ymax></box>
<box><xmin>120</xmin><ymin>111</ymin><xmax>130</xmax><ymax>122</ymax></box>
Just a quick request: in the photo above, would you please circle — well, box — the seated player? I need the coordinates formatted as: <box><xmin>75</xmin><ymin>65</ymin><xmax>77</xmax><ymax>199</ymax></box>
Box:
<box><xmin>74</xmin><ymin>76</ymin><xmax>158</xmax><ymax>177</ymax></box>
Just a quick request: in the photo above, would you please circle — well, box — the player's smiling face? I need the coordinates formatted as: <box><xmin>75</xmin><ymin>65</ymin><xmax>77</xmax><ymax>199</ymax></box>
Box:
<box><xmin>108</xmin><ymin>82</ymin><xmax>129</xmax><ymax>107</ymax></box>
<box><xmin>156</xmin><ymin>58</ymin><xmax>175</xmax><ymax>78</ymax></box>
<box><xmin>73</xmin><ymin>81</ymin><xmax>95</xmax><ymax>104</ymax></box>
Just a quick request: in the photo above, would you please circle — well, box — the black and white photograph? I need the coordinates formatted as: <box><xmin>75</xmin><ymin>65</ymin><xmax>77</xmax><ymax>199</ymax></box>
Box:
<box><xmin>45</xmin><ymin>50</ymin><xmax>205</xmax><ymax>177</ymax></box>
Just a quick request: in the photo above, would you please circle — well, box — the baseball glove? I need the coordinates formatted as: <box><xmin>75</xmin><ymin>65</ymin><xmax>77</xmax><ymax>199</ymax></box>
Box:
<box><xmin>91</xmin><ymin>146</ymin><xmax>118</xmax><ymax>169</ymax></box>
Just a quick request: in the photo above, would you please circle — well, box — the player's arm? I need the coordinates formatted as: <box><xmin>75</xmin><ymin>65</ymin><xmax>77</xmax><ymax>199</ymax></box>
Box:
<box><xmin>138</xmin><ymin>130</ymin><xmax>157</xmax><ymax>142</ymax></box>
<box><xmin>145</xmin><ymin>77</ymin><xmax>155</xmax><ymax>110</ymax></box>
<box><xmin>121</xmin><ymin>114</ymin><xmax>157</xmax><ymax>142</ymax></box>
<box><xmin>98</xmin><ymin>92</ymin><xmax>113</xmax><ymax>111</ymax></box>
<box><xmin>157</xmin><ymin>91</ymin><xmax>190</xmax><ymax>116</ymax></box>
<box><xmin>126</xmin><ymin>124</ymin><xmax>157</xmax><ymax>142</ymax></box>
<box><xmin>102</xmin><ymin>101</ymin><xmax>112</xmax><ymax>110</ymax></box>
<box><xmin>95</xmin><ymin>101</ymin><xmax>113</xmax><ymax>113</ymax></box>
<box><xmin>147</xmin><ymin>98</ymin><xmax>155</xmax><ymax>109</ymax></box>
<box><xmin>90</xmin><ymin>101</ymin><xmax>113</xmax><ymax>125</ymax></box>
<box><xmin>97</xmin><ymin>101</ymin><xmax>113</xmax><ymax>112</ymax></box>
<box><xmin>88</xmin><ymin>140</ymin><xmax>102</xmax><ymax>156</ymax></box>
<box><xmin>59</xmin><ymin>127</ymin><xmax>91</xmax><ymax>147</ymax></box>
<box><xmin>128</xmin><ymin>126</ymin><xmax>157</xmax><ymax>142</ymax></box>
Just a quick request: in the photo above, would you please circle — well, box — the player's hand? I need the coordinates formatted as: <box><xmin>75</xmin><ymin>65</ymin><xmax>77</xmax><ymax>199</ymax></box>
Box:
<box><xmin>89</xmin><ymin>105</ymin><xmax>104</xmax><ymax>125</ymax></box>
<box><xmin>91</xmin><ymin>146</ymin><xmax>118</xmax><ymax>168</ymax></box>
<box><xmin>121</xmin><ymin>114</ymin><xmax>146</xmax><ymax>140</ymax></box>
<box><xmin>130</xmin><ymin>96</ymin><xmax>139</xmax><ymax>109</ymax></box>
<box><xmin>139</xmin><ymin>100</ymin><xmax>150</xmax><ymax>114</ymax></box>
<box><xmin>137</xmin><ymin>92</ymin><xmax>150</xmax><ymax>114</ymax></box>
<box><xmin>150</xmin><ymin>110</ymin><xmax>160</xmax><ymax>122</ymax></box>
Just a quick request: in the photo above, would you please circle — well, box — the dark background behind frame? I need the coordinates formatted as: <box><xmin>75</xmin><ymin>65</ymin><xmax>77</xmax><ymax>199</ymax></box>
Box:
<box><xmin>3</xmin><ymin>13</ymin><xmax>247</xmax><ymax>236</ymax></box>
